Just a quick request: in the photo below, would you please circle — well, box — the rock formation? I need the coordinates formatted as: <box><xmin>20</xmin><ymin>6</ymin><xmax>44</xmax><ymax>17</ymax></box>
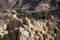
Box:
<box><xmin>0</xmin><ymin>0</ymin><xmax>60</xmax><ymax>12</ymax></box>
<box><xmin>0</xmin><ymin>10</ymin><xmax>60</xmax><ymax>40</ymax></box>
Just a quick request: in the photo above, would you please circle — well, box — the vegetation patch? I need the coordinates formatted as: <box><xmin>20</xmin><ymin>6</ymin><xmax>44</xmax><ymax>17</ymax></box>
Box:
<box><xmin>17</xmin><ymin>11</ymin><xmax>60</xmax><ymax>20</ymax></box>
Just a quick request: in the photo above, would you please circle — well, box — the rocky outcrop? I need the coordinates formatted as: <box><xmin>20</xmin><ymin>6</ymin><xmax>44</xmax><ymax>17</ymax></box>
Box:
<box><xmin>0</xmin><ymin>0</ymin><xmax>60</xmax><ymax>12</ymax></box>
<box><xmin>0</xmin><ymin>10</ymin><xmax>60</xmax><ymax>40</ymax></box>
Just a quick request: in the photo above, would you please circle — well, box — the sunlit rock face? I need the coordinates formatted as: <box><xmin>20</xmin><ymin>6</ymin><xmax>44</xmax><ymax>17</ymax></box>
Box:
<box><xmin>19</xmin><ymin>18</ymin><xmax>58</xmax><ymax>40</ymax></box>
<box><xmin>0</xmin><ymin>10</ymin><xmax>60</xmax><ymax>40</ymax></box>
<box><xmin>35</xmin><ymin>3</ymin><xmax>50</xmax><ymax>11</ymax></box>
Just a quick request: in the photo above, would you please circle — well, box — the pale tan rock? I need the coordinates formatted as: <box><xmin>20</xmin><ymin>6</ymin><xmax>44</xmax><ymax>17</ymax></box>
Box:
<box><xmin>0</xmin><ymin>10</ymin><xmax>60</xmax><ymax>40</ymax></box>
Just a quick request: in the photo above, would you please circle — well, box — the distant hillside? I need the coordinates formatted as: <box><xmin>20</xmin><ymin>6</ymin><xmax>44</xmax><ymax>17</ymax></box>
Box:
<box><xmin>0</xmin><ymin>0</ymin><xmax>60</xmax><ymax>12</ymax></box>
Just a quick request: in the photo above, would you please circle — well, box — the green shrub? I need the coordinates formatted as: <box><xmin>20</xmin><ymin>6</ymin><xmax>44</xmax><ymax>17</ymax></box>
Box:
<box><xmin>17</xmin><ymin>11</ymin><xmax>60</xmax><ymax>20</ymax></box>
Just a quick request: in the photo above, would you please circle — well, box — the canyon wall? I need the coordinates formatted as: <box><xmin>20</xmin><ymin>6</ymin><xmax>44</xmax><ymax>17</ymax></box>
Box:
<box><xmin>0</xmin><ymin>11</ymin><xmax>60</xmax><ymax>40</ymax></box>
<box><xmin>0</xmin><ymin>0</ymin><xmax>60</xmax><ymax>12</ymax></box>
